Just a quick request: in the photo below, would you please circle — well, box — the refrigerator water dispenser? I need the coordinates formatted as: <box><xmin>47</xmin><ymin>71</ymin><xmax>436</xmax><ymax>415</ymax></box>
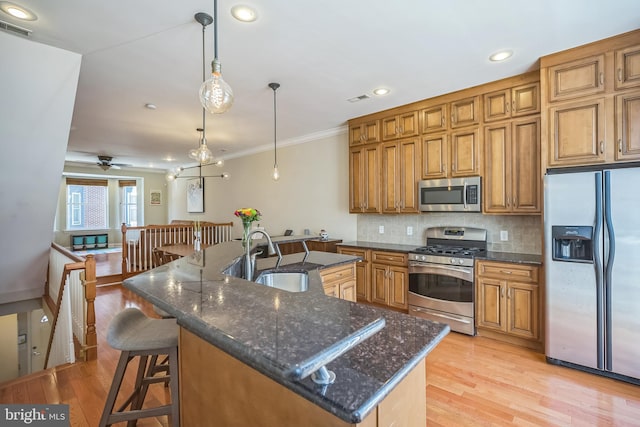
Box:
<box><xmin>551</xmin><ymin>226</ymin><xmax>593</xmax><ymax>263</ymax></box>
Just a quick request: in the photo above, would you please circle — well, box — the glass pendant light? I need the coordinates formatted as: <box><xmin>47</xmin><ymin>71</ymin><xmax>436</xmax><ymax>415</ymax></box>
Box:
<box><xmin>269</xmin><ymin>82</ymin><xmax>280</xmax><ymax>181</ymax></box>
<box><xmin>188</xmin><ymin>128</ymin><xmax>213</xmax><ymax>164</ymax></box>
<box><xmin>199</xmin><ymin>0</ymin><xmax>234</xmax><ymax>114</ymax></box>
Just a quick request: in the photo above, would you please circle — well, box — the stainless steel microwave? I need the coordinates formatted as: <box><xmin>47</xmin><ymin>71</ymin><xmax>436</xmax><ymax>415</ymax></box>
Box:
<box><xmin>419</xmin><ymin>176</ymin><xmax>481</xmax><ymax>212</ymax></box>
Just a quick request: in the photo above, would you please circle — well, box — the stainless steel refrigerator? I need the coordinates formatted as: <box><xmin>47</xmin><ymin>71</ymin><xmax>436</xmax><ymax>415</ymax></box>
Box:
<box><xmin>544</xmin><ymin>167</ymin><xmax>640</xmax><ymax>384</ymax></box>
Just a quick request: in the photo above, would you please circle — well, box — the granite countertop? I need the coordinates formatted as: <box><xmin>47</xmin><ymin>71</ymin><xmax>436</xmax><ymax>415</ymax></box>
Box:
<box><xmin>338</xmin><ymin>240</ymin><xmax>542</xmax><ymax>265</ymax></box>
<box><xmin>123</xmin><ymin>240</ymin><xmax>449</xmax><ymax>423</ymax></box>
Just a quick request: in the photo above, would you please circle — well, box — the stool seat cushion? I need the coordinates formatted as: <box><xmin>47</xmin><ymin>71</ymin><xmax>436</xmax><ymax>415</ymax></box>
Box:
<box><xmin>107</xmin><ymin>308</ymin><xmax>178</xmax><ymax>351</ymax></box>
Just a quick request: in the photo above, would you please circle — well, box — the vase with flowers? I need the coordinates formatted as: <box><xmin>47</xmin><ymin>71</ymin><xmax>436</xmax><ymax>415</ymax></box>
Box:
<box><xmin>234</xmin><ymin>208</ymin><xmax>261</xmax><ymax>247</ymax></box>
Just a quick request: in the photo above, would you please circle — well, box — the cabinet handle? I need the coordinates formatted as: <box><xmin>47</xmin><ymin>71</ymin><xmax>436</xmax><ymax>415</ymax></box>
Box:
<box><xmin>618</xmin><ymin>139</ymin><xmax>623</xmax><ymax>153</ymax></box>
<box><xmin>441</xmin><ymin>117</ymin><xmax>445</xmax><ymax>127</ymax></box>
<box><xmin>506</xmin><ymin>101</ymin><xmax>510</xmax><ymax>113</ymax></box>
<box><xmin>452</xmin><ymin>162</ymin><xmax>455</xmax><ymax>172</ymax></box>
<box><xmin>501</xmin><ymin>286</ymin><xmax>505</xmax><ymax>298</ymax></box>
<box><xmin>512</xmin><ymin>100</ymin><xmax>516</xmax><ymax>112</ymax></box>
<box><xmin>399</xmin><ymin>126</ymin><xmax>404</xmax><ymax>134</ymax></box>
<box><xmin>507</xmin><ymin>288</ymin><xmax>512</xmax><ymax>299</ymax></box>
<box><xmin>507</xmin><ymin>197</ymin><xmax>510</xmax><ymax>208</ymax></box>
<box><xmin>600</xmin><ymin>141</ymin><xmax>604</xmax><ymax>154</ymax></box>
<box><xmin>501</xmin><ymin>270</ymin><xmax>512</xmax><ymax>275</ymax></box>
<box><xmin>513</xmin><ymin>196</ymin><xmax>517</xmax><ymax>207</ymax></box>
<box><xmin>618</xmin><ymin>68</ymin><xmax>623</xmax><ymax>82</ymax></box>
<box><xmin>451</xmin><ymin>112</ymin><xmax>456</xmax><ymax>124</ymax></box>
<box><xmin>599</xmin><ymin>72</ymin><xmax>604</xmax><ymax>86</ymax></box>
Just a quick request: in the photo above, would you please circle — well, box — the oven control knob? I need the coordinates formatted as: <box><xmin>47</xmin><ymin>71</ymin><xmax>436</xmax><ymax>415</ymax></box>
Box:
<box><xmin>458</xmin><ymin>259</ymin><xmax>465</xmax><ymax>265</ymax></box>
<box><xmin>420</xmin><ymin>255</ymin><xmax>427</xmax><ymax>261</ymax></box>
<box><xmin>449</xmin><ymin>258</ymin><xmax>455</xmax><ymax>264</ymax></box>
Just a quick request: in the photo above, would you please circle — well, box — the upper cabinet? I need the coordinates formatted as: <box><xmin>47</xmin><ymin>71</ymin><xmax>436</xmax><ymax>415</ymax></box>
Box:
<box><xmin>349</xmin><ymin>144</ymin><xmax>381</xmax><ymax>213</ymax></box>
<box><xmin>450</xmin><ymin>96</ymin><xmax>480</xmax><ymax>129</ymax></box>
<box><xmin>484</xmin><ymin>83</ymin><xmax>540</xmax><ymax>122</ymax></box>
<box><xmin>420</xmin><ymin>104</ymin><xmax>448</xmax><ymax>134</ymax></box>
<box><xmin>382</xmin><ymin>138</ymin><xmax>420</xmax><ymax>213</ymax></box>
<box><xmin>547</xmin><ymin>54</ymin><xmax>606</xmax><ymax>102</ymax></box>
<box><xmin>615</xmin><ymin>44</ymin><xmax>640</xmax><ymax>90</ymax></box>
<box><xmin>542</xmin><ymin>30</ymin><xmax>640</xmax><ymax>168</ymax></box>
<box><xmin>382</xmin><ymin>110</ymin><xmax>419</xmax><ymax>141</ymax></box>
<box><xmin>349</xmin><ymin>118</ymin><xmax>380</xmax><ymax>146</ymax></box>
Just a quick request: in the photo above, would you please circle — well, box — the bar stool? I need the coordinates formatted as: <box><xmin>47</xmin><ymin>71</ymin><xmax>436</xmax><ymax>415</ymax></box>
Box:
<box><xmin>99</xmin><ymin>308</ymin><xmax>180</xmax><ymax>427</ymax></box>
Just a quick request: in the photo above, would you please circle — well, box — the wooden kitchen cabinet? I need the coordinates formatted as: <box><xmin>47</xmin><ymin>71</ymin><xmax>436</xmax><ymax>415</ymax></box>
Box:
<box><xmin>484</xmin><ymin>116</ymin><xmax>540</xmax><ymax>214</ymax></box>
<box><xmin>475</xmin><ymin>260</ymin><xmax>541</xmax><ymax>351</ymax></box>
<box><xmin>320</xmin><ymin>263</ymin><xmax>356</xmax><ymax>302</ymax></box>
<box><xmin>541</xmin><ymin>31</ymin><xmax>640</xmax><ymax>168</ymax></box>
<box><xmin>420</xmin><ymin>103</ymin><xmax>447</xmax><ymax>134</ymax></box>
<box><xmin>337</xmin><ymin>247</ymin><xmax>371</xmax><ymax>302</ymax></box>
<box><xmin>349</xmin><ymin>144</ymin><xmax>381</xmax><ymax>213</ymax></box>
<box><xmin>547</xmin><ymin>54</ymin><xmax>606</xmax><ymax>102</ymax></box>
<box><xmin>420</xmin><ymin>127</ymin><xmax>480</xmax><ymax>179</ymax></box>
<box><xmin>382</xmin><ymin>110</ymin><xmax>419</xmax><ymax>141</ymax></box>
<box><xmin>548</xmin><ymin>97</ymin><xmax>607</xmax><ymax>166</ymax></box>
<box><xmin>483</xmin><ymin>82</ymin><xmax>540</xmax><ymax>122</ymax></box>
<box><xmin>349</xmin><ymin>118</ymin><xmax>381</xmax><ymax>145</ymax></box>
<box><xmin>615</xmin><ymin>44</ymin><xmax>640</xmax><ymax>90</ymax></box>
<box><xmin>381</xmin><ymin>138</ymin><xmax>420</xmax><ymax>213</ymax></box>
<box><xmin>450</xmin><ymin>96</ymin><xmax>480</xmax><ymax>128</ymax></box>
<box><xmin>371</xmin><ymin>251</ymin><xmax>408</xmax><ymax>311</ymax></box>
<box><xmin>615</xmin><ymin>90</ymin><xmax>640</xmax><ymax>161</ymax></box>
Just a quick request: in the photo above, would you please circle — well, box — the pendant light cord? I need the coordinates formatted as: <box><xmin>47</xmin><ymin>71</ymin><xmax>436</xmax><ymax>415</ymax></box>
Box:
<box><xmin>214</xmin><ymin>0</ymin><xmax>219</xmax><ymax>60</ymax></box>
<box><xmin>201</xmin><ymin>19</ymin><xmax>207</xmax><ymax>143</ymax></box>
<box><xmin>273</xmin><ymin>87</ymin><xmax>277</xmax><ymax>167</ymax></box>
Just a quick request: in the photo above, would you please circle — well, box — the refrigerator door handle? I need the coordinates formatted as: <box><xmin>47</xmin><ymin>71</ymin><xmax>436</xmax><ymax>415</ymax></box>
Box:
<box><xmin>603</xmin><ymin>170</ymin><xmax>615</xmax><ymax>371</ymax></box>
<box><xmin>594</xmin><ymin>172</ymin><xmax>605</xmax><ymax>370</ymax></box>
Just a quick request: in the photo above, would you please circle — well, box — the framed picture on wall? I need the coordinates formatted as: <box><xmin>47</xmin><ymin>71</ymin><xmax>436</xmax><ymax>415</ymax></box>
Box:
<box><xmin>187</xmin><ymin>177</ymin><xmax>204</xmax><ymax>213</ymax></box>
<box><xmin>150</xmin><ymin>190</ymin><xmax>162</xmax><ymax>206</ymax></box>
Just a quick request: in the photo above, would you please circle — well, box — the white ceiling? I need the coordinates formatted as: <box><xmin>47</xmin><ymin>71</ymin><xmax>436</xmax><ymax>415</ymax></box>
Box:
<box><xmin>5</xmin><ymin>0</ymin><xmax>640</xmax><ymax>172</ymax></box>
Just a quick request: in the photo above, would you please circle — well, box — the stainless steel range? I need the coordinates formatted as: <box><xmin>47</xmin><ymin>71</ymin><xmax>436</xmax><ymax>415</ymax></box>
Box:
<box><xmin>408</xmin><ymin>227</ymin><xmax>487</xmax><ymax>335</ymax></box>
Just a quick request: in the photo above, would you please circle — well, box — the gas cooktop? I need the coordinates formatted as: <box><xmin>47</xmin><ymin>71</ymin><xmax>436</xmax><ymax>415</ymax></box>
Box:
<box><xmin>413</xmin><ymin>245</ymin><xmax>486</xmax><ymax>258</ymax></box>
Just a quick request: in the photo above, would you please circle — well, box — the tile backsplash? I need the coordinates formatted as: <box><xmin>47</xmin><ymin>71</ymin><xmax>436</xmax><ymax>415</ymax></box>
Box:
<box><xmin>357</xmin><ymin>213</ymin><xmax>542</xmax><ymax>254</ymax></box>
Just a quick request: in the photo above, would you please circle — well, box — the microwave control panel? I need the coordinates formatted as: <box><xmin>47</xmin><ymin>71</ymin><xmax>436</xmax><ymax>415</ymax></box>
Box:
<box><xmin>466</xmin><ymin>185</ymin><xmax>478</xmax><ymax>204</ymax></box>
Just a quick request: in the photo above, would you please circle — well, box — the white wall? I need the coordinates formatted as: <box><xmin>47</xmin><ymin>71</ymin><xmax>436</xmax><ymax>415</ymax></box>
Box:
<box><xmin>167</xmin><ymin>131</ymin><xmax>358</xmax><ymax>242</ymax></box>
<box><xmin>0</xmin><ymin>32</ymin><xmax>81</xmax><ymax>304</ymax></box>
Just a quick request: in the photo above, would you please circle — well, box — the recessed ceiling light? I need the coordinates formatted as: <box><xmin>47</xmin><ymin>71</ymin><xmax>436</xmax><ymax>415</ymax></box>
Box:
<box><xmin>0</xmin><ymin>2</ymin><xmax>37</xmax><ymax>20</ymax></box>
<box><xmin>231</xmin><ymin>5</ymin><xmax>257</xmax><ymax>22</ymax></box>
<box><xmin>489</xmin><ymin>50</ymin><xmax>513</xmax><ymax>62</ymax></box>
<box><xmin>373</xmin><ymin>88</ymin><xmax>390</xmax><ymax>96</ymax></box>
<box><xmin>145</xmin><ymin>103</ymin><xmax>157</xmax><ymax>110</ymax></box>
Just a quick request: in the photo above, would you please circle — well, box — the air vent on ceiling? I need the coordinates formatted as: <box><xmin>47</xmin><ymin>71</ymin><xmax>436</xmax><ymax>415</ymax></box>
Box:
<box><xmin>347</xmin><ymin>94</ymin><xmax>370</xmax><ymax>103</ymax></box>
<box><xmin>0</xmin><ymin>19</ymin><xmax>32</xmax><ymax>37</ymax></box>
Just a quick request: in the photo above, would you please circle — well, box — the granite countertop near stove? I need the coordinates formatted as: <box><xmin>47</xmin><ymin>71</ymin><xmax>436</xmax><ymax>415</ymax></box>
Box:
<box><xmin>123</xmin><ymin>240</ymin><xmax>449</xmax><ymax>423</ymax></box>
<box><xmin>338</xmin><ymin>241</ymin><xmax>542</xmax><ymax>265</ymax></box>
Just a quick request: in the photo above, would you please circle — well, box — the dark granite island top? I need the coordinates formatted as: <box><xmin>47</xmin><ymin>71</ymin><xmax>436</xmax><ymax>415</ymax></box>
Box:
<box><xmin>124</xmin><ymin>240</ymin><xmax>449</xmax><ymax>424</ymax></box>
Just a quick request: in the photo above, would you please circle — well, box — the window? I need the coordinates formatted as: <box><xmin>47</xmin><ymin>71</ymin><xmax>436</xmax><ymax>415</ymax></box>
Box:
<box><xmin>65</xmin><ymin>178</ymin><xmax>108</xmax><ymax>230</ymax></box>
<box><xmin>120</xmin><ymin>180</ymin><xmax>138</xmax><ymax>226</ymax></box>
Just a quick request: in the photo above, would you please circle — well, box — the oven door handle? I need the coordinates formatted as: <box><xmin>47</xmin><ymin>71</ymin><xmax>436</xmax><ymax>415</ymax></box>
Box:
<box><xmin>408</xmin><ymin>262</ymin><xmax>473</xmax><ymax>282</ymax></box>
<box><xmin>410</xmin><ymin>306</ymin><xmax>472</xmax><ymax>324</ymax></box>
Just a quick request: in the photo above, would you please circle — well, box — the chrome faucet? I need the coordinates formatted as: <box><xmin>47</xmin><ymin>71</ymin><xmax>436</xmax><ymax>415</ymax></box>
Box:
<box><xmin>244</xmin><ymin>229</ymin><xmax>279</xmax><ymax>280</ymax></box>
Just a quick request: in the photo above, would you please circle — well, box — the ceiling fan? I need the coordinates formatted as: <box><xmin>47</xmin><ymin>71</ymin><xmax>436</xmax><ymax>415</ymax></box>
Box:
<box><xmin>96</xmin><ymin>155</ymin><xmax>130</xmax><ymax>171</ymax></box>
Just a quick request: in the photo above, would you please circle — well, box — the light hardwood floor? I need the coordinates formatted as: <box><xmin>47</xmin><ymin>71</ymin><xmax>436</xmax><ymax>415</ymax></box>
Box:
<box><xmin>1</xmin><ymin>284</ymin><xmax>638</xmax><ymax>426</ymax></box>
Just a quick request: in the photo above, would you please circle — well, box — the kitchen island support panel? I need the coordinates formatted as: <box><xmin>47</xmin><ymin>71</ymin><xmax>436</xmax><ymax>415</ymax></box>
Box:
<box><xmin>179</xmin><ymin>328</ymin><xmax>425</xmax><ymax>427</ymax></box>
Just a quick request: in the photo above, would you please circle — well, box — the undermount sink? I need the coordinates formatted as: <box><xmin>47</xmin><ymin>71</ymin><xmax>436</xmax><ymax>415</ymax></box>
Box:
<box><xmin>254</xmin><ymin>271</ymin><xmax>309</xmax><ymax>293</ymax></box>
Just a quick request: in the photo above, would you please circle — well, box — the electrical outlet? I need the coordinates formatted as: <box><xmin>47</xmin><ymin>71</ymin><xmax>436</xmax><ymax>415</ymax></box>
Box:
<box><xmin>500</xmin><ymin>230</ymin><xmax>508</xmax><ymax>241</ymax></box>
<box><xmin>407</xmin><ymin>226</ymin><xmax>413</xmax><ymax>236</ymax></box>
<box><xmin>379</xmin><ymin>225</ymin><xmax>385</xmax><ymax>234</ymax></box>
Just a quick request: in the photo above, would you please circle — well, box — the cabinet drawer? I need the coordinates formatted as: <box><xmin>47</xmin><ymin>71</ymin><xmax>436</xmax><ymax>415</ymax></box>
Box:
<box><xmin>477</xmin><ymin>261</ymin><xmax>538</xmax><ymax>282</ymax></box>
<box><xmin>338</xmin><ymin>247</ymin><xmax>369</xmax><ymax>261</ymax></box>
<box><xmin>371</xmin><ymin>251</ymin><xmax>408</xmax><ymax>267</ymax></box>
<box><xmin>320</xmin><ymin>263</ymin><xmax>355</xmax><ymax>284</ymax></box>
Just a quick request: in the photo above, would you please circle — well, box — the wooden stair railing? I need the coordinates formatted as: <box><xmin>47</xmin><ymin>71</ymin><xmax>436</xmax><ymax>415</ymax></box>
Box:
<box><xmin>46</xmin><ymin>243</ymin><xmax>97</xmax><ymax>365</ymax></box>
<box><xmin>121</xmin><ymin>222</ymin><xmax>234</xmax><ymax>278</ymax></box>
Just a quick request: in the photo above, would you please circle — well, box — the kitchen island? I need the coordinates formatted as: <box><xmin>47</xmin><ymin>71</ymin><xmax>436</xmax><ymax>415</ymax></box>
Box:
<box><xmin>124</xmin><ymin>239</ymin><xmax>449</xmax><ymax>426</ymax></box>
